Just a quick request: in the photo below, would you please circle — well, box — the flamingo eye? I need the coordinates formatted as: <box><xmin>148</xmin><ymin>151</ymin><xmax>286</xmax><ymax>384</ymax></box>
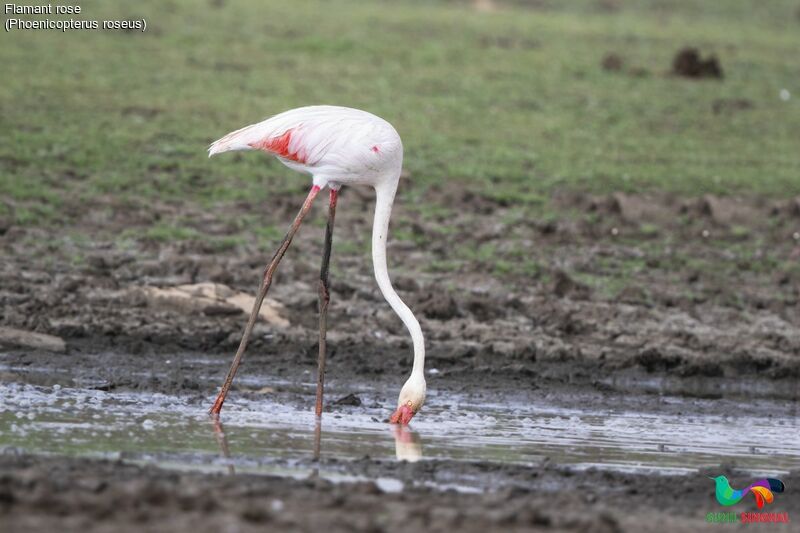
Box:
<box><xmin>406</xmin><ymin>400</ymin><xmax>413</xmax><ymax>407</ymax></box>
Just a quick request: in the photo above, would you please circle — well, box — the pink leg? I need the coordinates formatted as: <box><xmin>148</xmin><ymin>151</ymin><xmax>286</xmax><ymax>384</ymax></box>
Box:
<box><xmin>315</xmin><ymin>189</ymin><xmax>338</xmax><ymax>418</ymax></box>
<box><xmin>210</xmin><ymin>185</ymin><xmax>321</xmax><ymax>415</ymax></box>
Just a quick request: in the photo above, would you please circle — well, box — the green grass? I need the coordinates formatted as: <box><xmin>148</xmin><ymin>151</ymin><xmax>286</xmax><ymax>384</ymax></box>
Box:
<box><xmin>1</xmin><ymin>0</ymin><xmax>799</xmax><ymax>229</ymax></box>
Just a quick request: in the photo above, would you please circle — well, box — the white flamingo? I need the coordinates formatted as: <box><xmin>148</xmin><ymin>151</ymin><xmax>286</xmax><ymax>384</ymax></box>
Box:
<box><xmin>207</xmin><ymin>106</ymin><xmax>425</xmax><ymax>425</ymax></box>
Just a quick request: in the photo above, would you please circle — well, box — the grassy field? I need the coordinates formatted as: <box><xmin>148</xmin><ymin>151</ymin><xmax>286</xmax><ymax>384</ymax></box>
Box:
<box><xmin>1</xmin><ymin>0</ymin><xmax>799</xmax><ymax>232</ymax></box>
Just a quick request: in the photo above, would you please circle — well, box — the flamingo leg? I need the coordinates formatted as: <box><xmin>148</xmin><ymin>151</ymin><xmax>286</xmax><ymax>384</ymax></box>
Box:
<box><xmin>210</xmin><ymin>185</ymin><xmax>321</xmax><ymax>415</ymax></box>
<box><xmin>315</xmin><ymin>189</ymin><xmax>338</xmax><ymax>418</ymax></box>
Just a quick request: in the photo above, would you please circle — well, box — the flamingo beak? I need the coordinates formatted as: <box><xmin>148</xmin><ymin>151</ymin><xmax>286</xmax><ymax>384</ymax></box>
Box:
<box><xmin>389</xmin><ymin>404</ymin><xmax>415</xmax><ymax>425</ymax></box>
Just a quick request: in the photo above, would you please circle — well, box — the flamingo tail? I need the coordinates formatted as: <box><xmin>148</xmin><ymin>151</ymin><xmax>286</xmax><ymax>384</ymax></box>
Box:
<box><xmin>208</xmin><ymin>123</ymin><xmax>262</xmax><ymax>157</ymax></box>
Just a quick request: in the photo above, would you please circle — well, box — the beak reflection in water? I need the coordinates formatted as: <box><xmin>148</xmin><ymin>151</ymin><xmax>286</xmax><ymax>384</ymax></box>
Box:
<box><xmin>392</xmin><ymin>424</ymin><xmax>423</xmax><ymax>462</ymax></box>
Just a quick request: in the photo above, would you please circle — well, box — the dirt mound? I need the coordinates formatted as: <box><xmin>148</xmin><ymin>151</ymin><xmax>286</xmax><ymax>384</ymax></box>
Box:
<box><xmin>690</xmin><ymin>194</ymin><xmax>760</xmax><ymax>226</ymax></box>
<box><xmin>333</xmin><ymin>392</ymin><xmax>362</xmax><ymax>406</ymax></box>
<box><xmin>550</xmin><ymin>270</ymin><xmax>591</xmax><ymax>299</ymax></box>
<box><xmin>414</xmin><ymin>291</ymin><xmax>462</xmax><ymax>320</ymax></box>
<box><xmin>672</xmin><ymin>47</ymin><xmax>723</xmax><ymax>79</ymax></box>
<box><xmin>601</xmin><ymin>53</ymin><xmax>649</xmax><ymax>77</ymax></box>
<box><xmin>601</xmin><ymin>53</ymin><xmax>623</xmax><ymax>71</ymax></box>
<box><xmin>0</xmin><ymin>327</ymin><xmax>65</xmax><ymax>352</ymax></box>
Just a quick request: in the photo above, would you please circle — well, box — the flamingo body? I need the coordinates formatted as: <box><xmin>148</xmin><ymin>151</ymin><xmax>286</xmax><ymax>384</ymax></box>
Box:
<box><xmin>208</xmin><ymin>106</ymin><xmax>403</xmax><ymax>190</ymax></box>
<box><xmin>208</xmin><ymin>106</ymin><xmax>426</xmax><ymax>424</ymax></box>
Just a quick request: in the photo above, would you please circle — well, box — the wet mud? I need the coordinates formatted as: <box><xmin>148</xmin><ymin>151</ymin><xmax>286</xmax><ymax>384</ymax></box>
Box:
<box><xmin>2</xmin><ymin>452</ymin><xmax>797</xmax><ymax>533</ymax></box>
<box><xmin>2</xmin><ymin>188</ymin><xmax>800</xmax><ymax>530</ymax></box>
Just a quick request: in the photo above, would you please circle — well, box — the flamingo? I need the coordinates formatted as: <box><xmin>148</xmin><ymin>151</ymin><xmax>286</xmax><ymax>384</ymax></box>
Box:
<box><xmin>207</xmin><ymin>105</ymin><xmax>426</xmax><ymax>425</ymax></box>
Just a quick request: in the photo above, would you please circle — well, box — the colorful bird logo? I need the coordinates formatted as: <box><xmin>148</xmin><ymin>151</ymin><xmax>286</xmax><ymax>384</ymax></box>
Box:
<box><xmin>709</xmin><ymin>476</ymin><xmax>785</xmax><ymax>509</ymax></box>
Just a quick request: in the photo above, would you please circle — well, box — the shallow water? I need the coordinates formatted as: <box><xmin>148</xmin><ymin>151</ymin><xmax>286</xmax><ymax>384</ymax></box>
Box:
<box><xmin>1</xmin><ymin>379</ymin><xmax>798</xmax><ymax>490</ymax></box>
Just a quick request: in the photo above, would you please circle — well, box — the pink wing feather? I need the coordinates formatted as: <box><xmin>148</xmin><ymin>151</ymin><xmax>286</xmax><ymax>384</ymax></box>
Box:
<box><xmin>208</xmin><ymin>110</ymin><xmax>313</xmax><ymax>163</ymax></box>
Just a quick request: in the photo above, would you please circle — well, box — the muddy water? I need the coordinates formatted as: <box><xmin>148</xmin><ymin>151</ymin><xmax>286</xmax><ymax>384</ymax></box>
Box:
<box><xmin>1</xmin><ymin>378</ymin><xmax>797</xmax><ymax>490</ymax></box>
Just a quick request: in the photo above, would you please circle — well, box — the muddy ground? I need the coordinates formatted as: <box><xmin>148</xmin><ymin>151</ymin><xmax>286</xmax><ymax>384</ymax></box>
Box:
<box><xmin>3</xmin><ymin>188</ymin><xmax>800</xmax><ymax>390</ymax></box>
<box><xmin>1</xmin><ymin>187</ymin><xmax>799</xmax><ymax>531</ymax></box>
<box><xmin>0</xmin><ymin>453</ymin><xmax>795</xmax><ymax>533</ymax></box>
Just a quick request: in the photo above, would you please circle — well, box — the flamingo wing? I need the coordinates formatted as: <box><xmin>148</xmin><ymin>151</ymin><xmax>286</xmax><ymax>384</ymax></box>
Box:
<box><xmin>208</xmin><ymin>105</ymin><xmax>387</xmax><ymax>169</ymax></box>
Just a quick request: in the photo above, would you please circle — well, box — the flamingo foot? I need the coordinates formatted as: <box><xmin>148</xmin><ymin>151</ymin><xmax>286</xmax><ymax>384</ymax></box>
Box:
<box><xmin>209</xmin><ymin>394</ymin><xmax>224</xmax><ymax>416</ymax></box>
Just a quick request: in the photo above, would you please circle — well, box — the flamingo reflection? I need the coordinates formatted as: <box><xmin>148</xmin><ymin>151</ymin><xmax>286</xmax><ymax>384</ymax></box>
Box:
<box><xmin>392</xmin><ymin>424</ymin><xmax>422</xmax><ymax>462</ymax></box>
<box><xmin>210</xmin><ymin>417</ymin><xmax>235</xmax><ymax>474</ymax></box>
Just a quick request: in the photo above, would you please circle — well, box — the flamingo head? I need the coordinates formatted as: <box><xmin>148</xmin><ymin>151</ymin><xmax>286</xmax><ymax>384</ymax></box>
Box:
<box><xmin>389</xmin><ymin>374</ymin><xmax>426</xmax><ymax>425</ymax></box>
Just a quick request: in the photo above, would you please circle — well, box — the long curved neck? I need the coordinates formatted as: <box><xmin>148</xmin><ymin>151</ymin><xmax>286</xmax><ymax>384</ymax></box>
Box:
<box><xmin>372</xmin><ymin>180</ymin><xmax>425</xmax><ymax>376</ymax></box>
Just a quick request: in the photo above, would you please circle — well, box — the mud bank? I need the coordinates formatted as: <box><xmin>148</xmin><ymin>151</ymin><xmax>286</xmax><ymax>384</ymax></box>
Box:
<box><xmin>0</xmin><ymin>453</ymin><xmax>796</xmax><ymax>533</ymax></box>
<box><xmin>2</xmin><ymin>195</ymin><xmax>800</xmax><ymax>401</ymax></box>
